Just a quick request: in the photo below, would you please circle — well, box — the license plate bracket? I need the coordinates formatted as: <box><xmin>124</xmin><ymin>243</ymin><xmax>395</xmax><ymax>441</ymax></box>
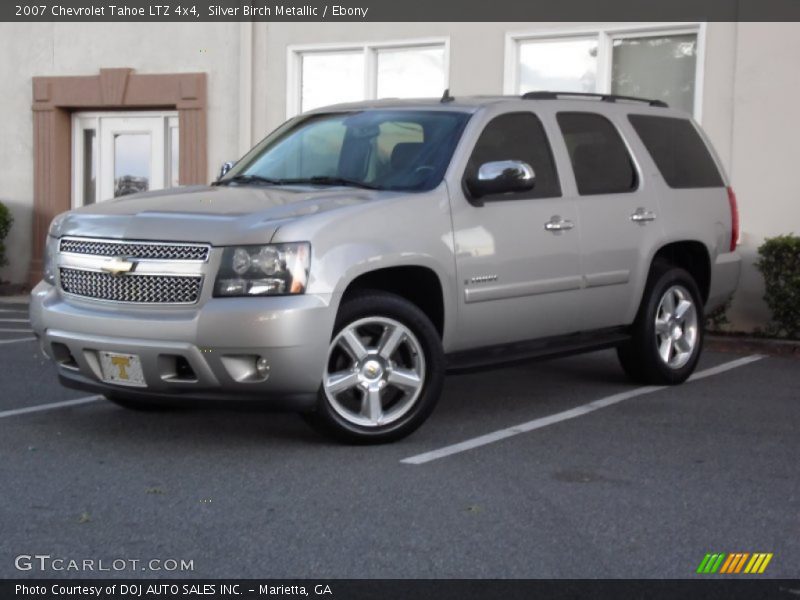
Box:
<box><xmin>99</xmin><ymin>351</ymin><xmax>146</xmax><ymax>387</ymax></box>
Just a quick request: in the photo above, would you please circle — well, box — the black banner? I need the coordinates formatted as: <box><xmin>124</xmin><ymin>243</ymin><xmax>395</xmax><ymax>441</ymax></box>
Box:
<box><xmin>3</xmin><ymin>0</ymin><xmax>800</xmax><ymax>22</ymax></box>
<box><xmin>4</xmin><ymin>580</ymin><xmax>800</xmax><ymax>600</ymax></box>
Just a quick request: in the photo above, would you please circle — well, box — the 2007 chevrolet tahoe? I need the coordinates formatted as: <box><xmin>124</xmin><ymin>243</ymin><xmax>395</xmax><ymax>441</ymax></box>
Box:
<box><xmin>30</xmin><ymin>91</ymin><xmax>741</xmax><ymax>443</ymax></box>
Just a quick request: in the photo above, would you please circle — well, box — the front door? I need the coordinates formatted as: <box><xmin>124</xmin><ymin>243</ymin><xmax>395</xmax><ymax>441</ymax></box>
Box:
<box><xmin>72</xmin><ymin>112</ymin><xmax>179</xmax><ymax>207</ymax></box>
<box><xmin>449</xmin><ymin>110</ymin><xmax>582</xmax><ymax>351</ymax></box>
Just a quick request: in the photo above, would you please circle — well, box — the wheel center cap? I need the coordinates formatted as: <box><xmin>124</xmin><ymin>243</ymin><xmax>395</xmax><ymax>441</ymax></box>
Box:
<box><xmin>361</xmin><ymin>359</ymin><xmax>384</xmax><ymax>381</ymax></box>
<box><xmin>670</xmin><ymin>324</ymin><xmax>682</xmax><ymax>341</ymax></box>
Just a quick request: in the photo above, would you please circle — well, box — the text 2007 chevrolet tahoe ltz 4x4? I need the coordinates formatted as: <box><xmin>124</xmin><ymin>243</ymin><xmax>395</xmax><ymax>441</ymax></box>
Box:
<box><xmin>30</xmin><ymin>92</ymin><xmax>741</xmax><ymax>443</ymax></box>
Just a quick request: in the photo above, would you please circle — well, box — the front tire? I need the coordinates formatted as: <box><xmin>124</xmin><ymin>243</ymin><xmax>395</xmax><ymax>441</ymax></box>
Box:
<box><xmin>304</xmin><ymin>290</ymin><xmax>445</xmax><ymax>444</ymax></box>
<box><xmin>617</xmin><ymin>265</ymin><xmax>704</xmax><ymax>385</ymax></box>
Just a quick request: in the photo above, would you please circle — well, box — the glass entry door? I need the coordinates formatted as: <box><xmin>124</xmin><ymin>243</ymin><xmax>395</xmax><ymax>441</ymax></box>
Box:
<box><xmin>72</xmin><ymin>112</ymin><xmax>179</xmax><ymax>207</ymax></box>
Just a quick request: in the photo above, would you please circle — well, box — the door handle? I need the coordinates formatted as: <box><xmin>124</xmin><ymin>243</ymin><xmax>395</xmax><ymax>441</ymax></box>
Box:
<box><xmin>544</xmin><ymin>216</ymin><xmax>575</xmax><ymax>232</ymax></box>
<box><xmin>630</xmin><ymin>208</ymin><xmax>657</xmax><ymax>223</ymax></box>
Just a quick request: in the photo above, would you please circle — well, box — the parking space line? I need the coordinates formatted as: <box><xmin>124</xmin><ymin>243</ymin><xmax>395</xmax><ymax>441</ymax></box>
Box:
<box><xmin>0</xmin><ymin>395</ymin><xmax>103</xmax><ymax>419</ymax></box>
<box><xmin>0</xmin><ymin>337</ymin><xmax>36</xmax><ymax>345</ymax></box>
<box><xmin>401</xmin><ymin>354</ymin><xmax>765</xmax><ymax>465</ymax></box>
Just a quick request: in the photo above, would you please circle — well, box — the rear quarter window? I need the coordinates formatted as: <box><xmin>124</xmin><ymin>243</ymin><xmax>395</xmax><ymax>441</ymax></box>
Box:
<box><xmin>628</xmin><ymin>115</ymin><xmax>724</xmax><ymax>189</ymax></box>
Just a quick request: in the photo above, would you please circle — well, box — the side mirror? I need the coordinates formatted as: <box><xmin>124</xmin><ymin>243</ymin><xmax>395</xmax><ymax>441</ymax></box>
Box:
<box><xmin>466</xmin><ymin>160</ymin><xmax>536</xmax><ymax>201</ymax></box>
<box><xmin>217</xmin><ymin>161</ymin><xmax>235</xmax><ymax>181</ymax></box>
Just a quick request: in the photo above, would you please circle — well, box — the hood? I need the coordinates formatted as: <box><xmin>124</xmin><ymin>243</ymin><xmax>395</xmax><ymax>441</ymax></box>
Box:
<box><xmin>51</xmin><ymin>185</ymin><xmax>390</xmax><ymax>245</ymax></box>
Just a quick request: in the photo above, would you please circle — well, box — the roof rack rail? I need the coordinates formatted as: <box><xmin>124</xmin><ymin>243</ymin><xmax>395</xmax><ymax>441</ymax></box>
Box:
<box><xmin>521</xmin><ymin>91</ymin><xmax>668</xmax><ymax>108</ymax></box>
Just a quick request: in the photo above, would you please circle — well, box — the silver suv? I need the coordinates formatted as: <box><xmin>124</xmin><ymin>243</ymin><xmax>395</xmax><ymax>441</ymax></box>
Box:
<box><xmin>30</xmin><ymin>92</ymin><xmax>741</xmax><ymax>443</ymax></box>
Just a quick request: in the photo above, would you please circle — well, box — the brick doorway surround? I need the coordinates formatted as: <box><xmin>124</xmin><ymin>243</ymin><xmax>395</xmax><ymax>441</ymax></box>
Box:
<box><xmin>29</xmin><ymin>68</ymin><xmax>207</xmax><ymax>285</ymax></box>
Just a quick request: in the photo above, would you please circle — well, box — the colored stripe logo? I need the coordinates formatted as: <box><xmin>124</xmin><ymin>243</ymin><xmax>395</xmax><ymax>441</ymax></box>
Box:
<box><xmin>696</xmin><ymin>553</ymin><xmax>773</xmax><ymax>574</ymax></box>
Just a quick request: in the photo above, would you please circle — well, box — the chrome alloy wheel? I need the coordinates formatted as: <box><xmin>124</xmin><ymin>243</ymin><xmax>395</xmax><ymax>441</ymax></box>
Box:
<box><xmin>654</xmin><ymin>284</ymin><xmax>698</xmax><ymax>369</ymax></box>
<box><xmin>323</xmin><ymin>317</ymin><xmax>426</xmax><ymax>428</ymax></box>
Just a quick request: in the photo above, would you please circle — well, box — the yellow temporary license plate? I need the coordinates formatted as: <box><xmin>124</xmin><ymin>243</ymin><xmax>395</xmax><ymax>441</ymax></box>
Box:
<box><xmin>99</xmin><ymin>351</ymin><xmax>146</xmax><ymax>387</ymax></box>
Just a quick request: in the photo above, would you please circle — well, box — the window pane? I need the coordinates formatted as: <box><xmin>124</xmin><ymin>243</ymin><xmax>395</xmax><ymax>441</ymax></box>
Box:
<box><xmin>629</xmin><ymin>115</ymin><xmax>723</xmax><ymax>188</ymax></box>
<box><xmin>557</xmin><ymin>112</ymin><xmax>637</xmax><ymax>195</ymax></box>
<box><xmin>301</xmin><ymin>51</ymin><xmax>365</xmax><ymax>112</ymax></box>
<box><xmin>82</xmin><ymin>129</ymin><xmax>96</xmax><ymax>205</ymax></box>
<box><xmin>518</xmin><ymin>38</ymin><xmax>597</xmax><ymax>94</ymax></box>
<box><xmin>376</xmin><ymin>46</ymin><xmax>446</xmax><ymax>99</ymax></box>
<box><xmin>229</xmin><ymin>110</ymin><xmax>469</xmax><ymax>192</ymax></box>
<box><xmin>247</xmin><ymin>117</ymin><xmax>348</xmax><ymax>180</ymax></box>
<box><xmin>114</xmin><ymin>133</ymin><xmax>150</xmax><ymax>197</ymax></box>
<box><xmin>365</xmin><ymin>121</ymin><xmax>424</xmax><ymax>180</ymax></box>
<box><xmin>612</xmin><ymin>34</ymin><xmax>697</xmax><ymax>113</ymax></box>
<box><xmin>467</xmin><ymin>112</ymin><xmax>561</xmax><ymax>199</ymax></box>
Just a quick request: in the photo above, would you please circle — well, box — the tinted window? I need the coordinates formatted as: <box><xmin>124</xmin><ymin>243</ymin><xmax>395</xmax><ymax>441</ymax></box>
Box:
<box><xmin>557</xmin><ymin>112</ymin><xmax>638</xmax><ymax>195</ymax></box>
<box><xmin>226</xmin><ymin>110</ymin><xmax>469</xmax><ymax>192</ymax></box>
<box><xmin>465</xmin><ymin>112</ymin><xmax>561</xmax><ymax>200</ymax></box>
<box><xmin>628</xmin><ymin>115</ymin><xmax>724</xmax><ymax>188</ymax></box>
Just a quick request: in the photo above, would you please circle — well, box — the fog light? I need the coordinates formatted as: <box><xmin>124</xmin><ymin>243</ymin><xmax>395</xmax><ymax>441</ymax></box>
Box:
<box><xmin>256</xmin><ymin>357</ymin><xmax>270</xmax><ymax>379</ymax></box>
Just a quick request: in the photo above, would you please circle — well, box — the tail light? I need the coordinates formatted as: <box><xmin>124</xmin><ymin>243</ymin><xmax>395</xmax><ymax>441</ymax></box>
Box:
<box><xmin>727</xmin><ymin>186</ymin><xmax>739</xmax><ymax>252</ymax></box>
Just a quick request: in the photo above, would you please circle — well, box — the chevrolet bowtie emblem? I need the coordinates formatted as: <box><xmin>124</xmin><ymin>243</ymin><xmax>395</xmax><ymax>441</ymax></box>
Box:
<box><xmin>102</xmin><ymin>257</ymin><xmax>136</xmax><ymax>276</ymax></box>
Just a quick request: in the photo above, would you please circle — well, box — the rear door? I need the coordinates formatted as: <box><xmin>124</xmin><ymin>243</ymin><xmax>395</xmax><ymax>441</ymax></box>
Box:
<box><xmin>448</xmin><ymin>110</ymin><xmax>582</xmax><ymax>350</ymax></box>
<box><xmin>555</xmin><ymin>111</ymin><xmax>663</xmax><ymax>330</ymax></box>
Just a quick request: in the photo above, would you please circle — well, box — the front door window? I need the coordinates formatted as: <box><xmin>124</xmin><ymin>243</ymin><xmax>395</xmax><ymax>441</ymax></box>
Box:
<box><xmin>72</xmin><ymin>112</ymin><xmax>179</xmax><ymax>207</ymax></box>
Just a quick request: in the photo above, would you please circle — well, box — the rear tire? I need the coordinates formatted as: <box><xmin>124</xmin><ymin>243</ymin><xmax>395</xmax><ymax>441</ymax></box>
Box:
<box><xmin>617</xmin><ymin>265</ymin><xmax>704</xmax><ymax>385</ymax></box>
<box><xmin>304</xmin><ymin>290</ymin><xmax>445</xmax><ymax>444</ymax></box>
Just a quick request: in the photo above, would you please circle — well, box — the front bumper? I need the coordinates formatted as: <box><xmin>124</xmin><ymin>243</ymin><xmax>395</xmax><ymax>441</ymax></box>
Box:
<box><xmin>30</xmin><ymin>282</ymin><xmax>336</xmax><ymax>410</ymax></box>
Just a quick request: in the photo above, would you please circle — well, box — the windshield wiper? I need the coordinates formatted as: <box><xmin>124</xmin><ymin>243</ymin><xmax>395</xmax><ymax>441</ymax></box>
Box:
<box><xmin>282</xmin><ymin>176</ymin><xmax>380</xmax><ymax>190</ymax></box>
<box><xmin>213</xmin><ymin>174</ymin><xmax>284</xmax><ymax>186</ymax></box>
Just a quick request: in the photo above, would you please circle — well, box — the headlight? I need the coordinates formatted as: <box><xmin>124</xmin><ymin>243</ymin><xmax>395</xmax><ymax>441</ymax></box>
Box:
<box><xmin>43</xmin><ymin>235</ymin><xmax>58</xmax><ymax>285</ymax></box>
<box><xmin>214</xmin><ymin>243</ymin><xmax>310</xmax><ymax>297</ymax></box>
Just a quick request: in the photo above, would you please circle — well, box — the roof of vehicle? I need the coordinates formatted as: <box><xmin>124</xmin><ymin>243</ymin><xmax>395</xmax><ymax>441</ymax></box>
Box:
<box><xmin>306</xmin><ymin>91</ymin><xmax>679</xmax><ymax>115</ymax></box>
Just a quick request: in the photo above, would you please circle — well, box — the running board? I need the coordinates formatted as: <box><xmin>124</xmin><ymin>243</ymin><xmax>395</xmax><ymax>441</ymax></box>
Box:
<box><xmin>445</xmin><ymin>328</ymin><xmax>630</xmax><ymax>373</ymax></box>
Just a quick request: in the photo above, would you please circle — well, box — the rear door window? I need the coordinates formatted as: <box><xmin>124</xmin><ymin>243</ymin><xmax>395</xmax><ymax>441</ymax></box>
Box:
<box><xmin>557</xmin><ymin>112</ymin><xmax>638</xmax><ymax>196</ymax></box>
<box><xmin>628</xmin><ymin>114</ymin><xmax>724</xmax><ymax>188</ymax></box>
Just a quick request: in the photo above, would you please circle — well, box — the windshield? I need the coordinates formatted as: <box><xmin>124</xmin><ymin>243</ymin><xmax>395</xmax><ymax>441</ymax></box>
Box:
<box><xmin>221</xmin><ymin>110</ymin><xmax>470</xmax><ymax>192</ymax></box>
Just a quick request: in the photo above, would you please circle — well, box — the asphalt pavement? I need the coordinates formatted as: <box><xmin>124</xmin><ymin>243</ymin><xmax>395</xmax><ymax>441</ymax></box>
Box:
<box><xmin>1</xmin><ymin>301</ymin><xmax>797</xmax><ymax>579</ymax></box>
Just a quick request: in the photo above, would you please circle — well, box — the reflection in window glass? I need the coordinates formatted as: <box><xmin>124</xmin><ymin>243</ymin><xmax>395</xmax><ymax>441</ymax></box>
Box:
<box><xmin>114</xmin><ymin>133</ymin><xmax>150</xmax><ymax>197</ymax></box>
<box><xmin>229</xmin><ymin>110</ymin><xmax>468</xmax><ymax>192</ymax></box>
<box><xmin>169</xmin><ymin>125</ymin><xmax>179</xmax><ymax>187</ymax></box>
<box><xmin>82</xmin><ymin>129</ymin><xmax>96</xmax><ymax>205</ymax></box>
<box><xmin>301</xmin><ymin>51</ymin><xmax>365</xmax><ymax>112</ymax></box>
<box><xmin>612</xmin><ymin>34</ymin><xmax>697</xmax><ymax>113</ymax></box>
<box><xmin>368</xmin><ymin>121</ymin><xmax>424</xmax><ymax>180</ymax></box>
<box><xmin>518</xmin><ymin>38</ymin><xmax>598</xmax><ymax>94</ymax></box>
<box><xmin>249</xmin><ymin>118</ymin><xmax>348</xmax><ymax>180</ymax></box>
<box><xmin>376</xmin><ymin>46</ymin><xmax>445</xmax><ymax>99</ymax></box>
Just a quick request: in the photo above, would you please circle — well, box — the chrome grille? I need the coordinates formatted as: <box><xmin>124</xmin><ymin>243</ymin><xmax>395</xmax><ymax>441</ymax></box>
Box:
<box><xmin>59</xmin><ymin>238</ymin><xmax>209</xmax><ymax>262</ymax></box>
<box><xmin>60</xmin><ymin>268</ymin><xmax>202</xmax><ymax>304</ymax></box>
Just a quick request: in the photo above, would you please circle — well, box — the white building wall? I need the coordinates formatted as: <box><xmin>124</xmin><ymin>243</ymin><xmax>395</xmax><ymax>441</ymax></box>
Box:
<box><xmin>0</xmin><ymin>22</ymin><xmax>241</xmax><ymax>284</ymax></box>
<box><xmin>1</xmin><ymin>21</ymin><xmax>798</xmax><ymax>333</ymax></box>
<box><xmin>726</xmin><ymin>22</ymin><xmax>800</xmax><ymax>330</ymax></box>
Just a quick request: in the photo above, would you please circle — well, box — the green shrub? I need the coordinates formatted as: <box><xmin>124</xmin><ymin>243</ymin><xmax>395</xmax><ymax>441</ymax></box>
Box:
<box><xmin>705</xmin><ymin>298</ymin><xmax>731</xmax><ymax>332</ymax></box>
<box><xmin>0</xmin><ymin>201</ymin><xmax>12</xmax><ymax>268</ymax></box>
<box><xmin>756</xmin><ymin>234</ymin><xmax>800</xmax><ymax>339</ymax></box>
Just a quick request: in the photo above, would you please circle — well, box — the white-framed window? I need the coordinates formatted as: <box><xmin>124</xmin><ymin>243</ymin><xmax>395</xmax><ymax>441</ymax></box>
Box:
<box><xmin>72</xmin><ymin>111</ymin><xmax>179</xmax><ymax>208</ymax></box>
<box><xmin>504</xmin><ymin>23</ymin><xmax>705</xmax><ymax>119</ymax></box>
<box><xmin>287</xmin><ymin>38</ymin><xmax>449</xmax><ymax>117</ymax></box>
